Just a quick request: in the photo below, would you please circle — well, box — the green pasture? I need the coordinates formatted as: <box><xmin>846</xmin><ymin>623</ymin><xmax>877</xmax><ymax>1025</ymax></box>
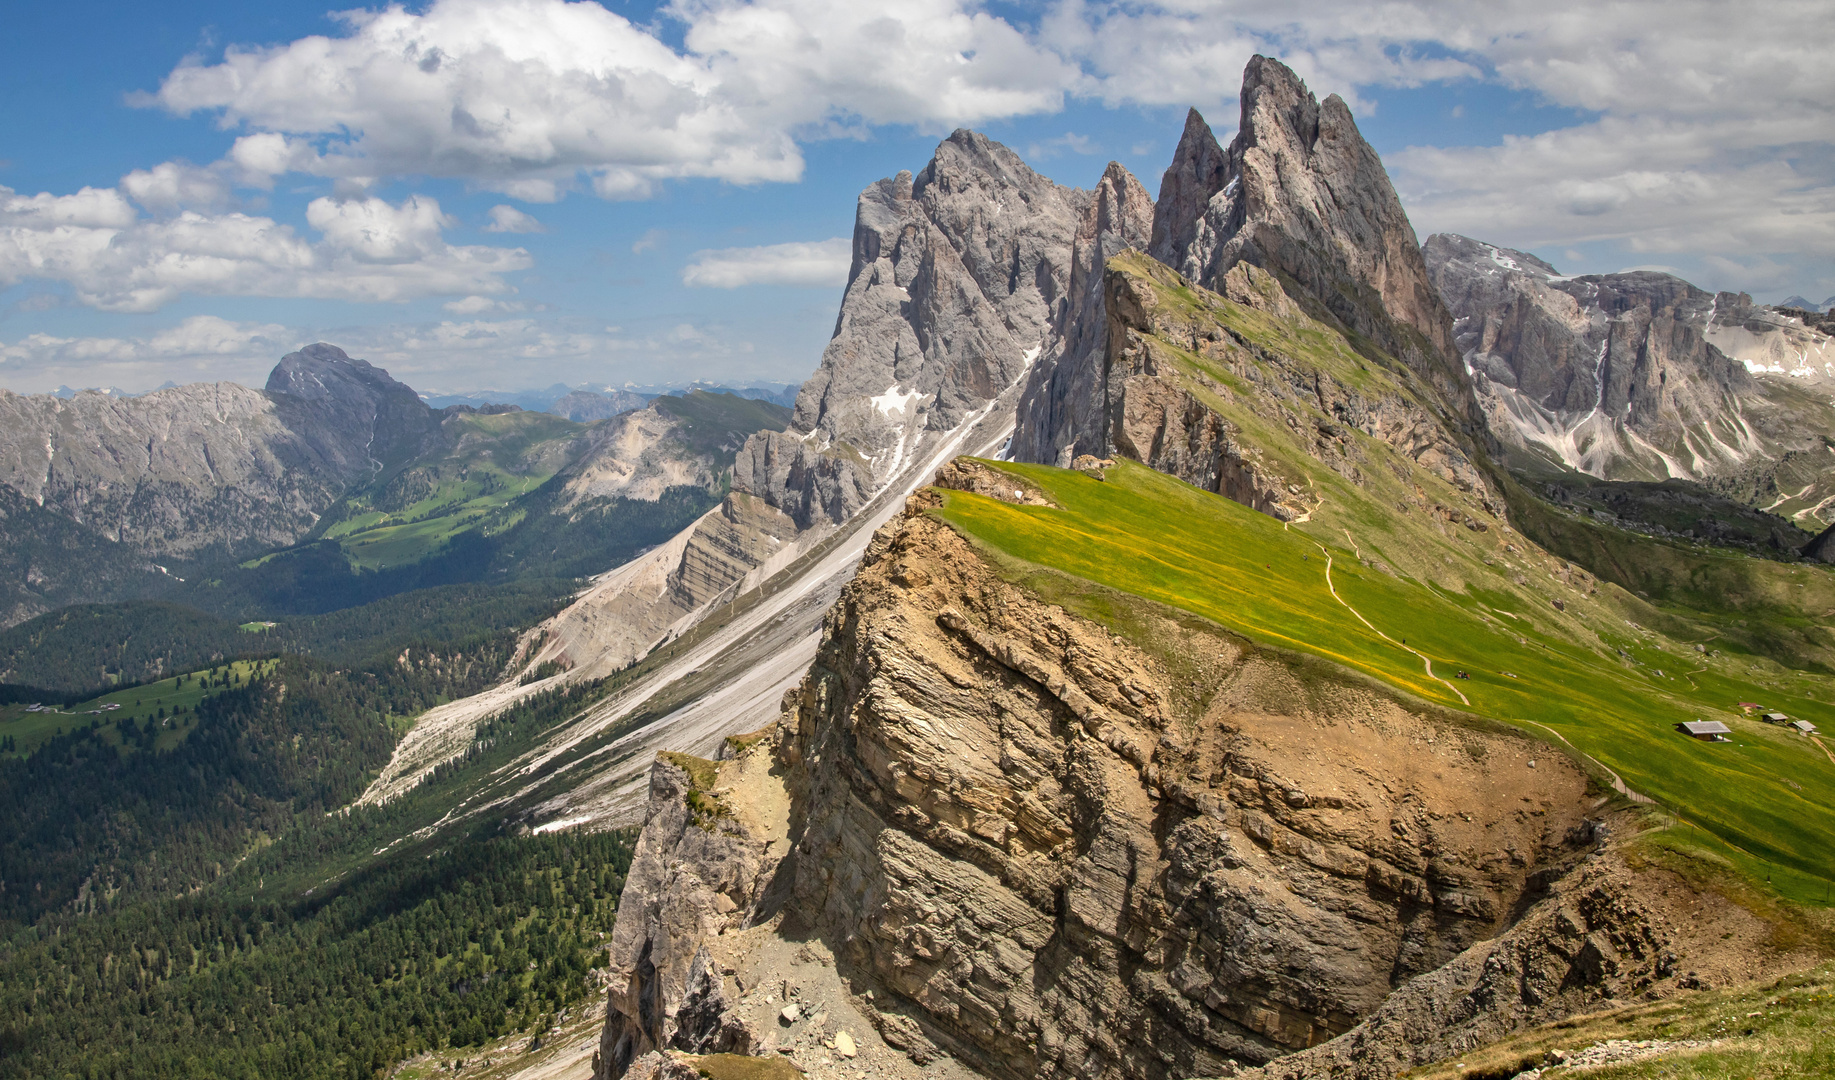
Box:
<box><xmin>319</xmin><ymin>410</ymin><xmax>583</xmax><ymax>570</ymax></box>
<box><xmin>932</xmin><ymin>458</ymin><xmax>1835</xmax><ymax>903</ymax></box>
<box><xmin>0</xmin><ymin>658</ymin><xmax>274</xmax><ymax>757</ymax></box>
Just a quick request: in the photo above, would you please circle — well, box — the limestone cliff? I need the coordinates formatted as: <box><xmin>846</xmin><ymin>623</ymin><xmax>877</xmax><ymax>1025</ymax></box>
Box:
<box><xmin>593</xmin><ymin>489</ymin><xmax>1775</xmax><ymax>1080</ymax></box>
<box><xmin>1146</xmin><ymin>57</ymin><xmax>1473</xmax><ymax>424</ymax></box>
<box><xmin>1042</xmin><ymin>250</ymin><xmax>1497</xmax><ymax>524</ymax></box>
<box><xmin>1016</xmin><ymin>56</ymin><xmax>1489</xmax><ymax>493</ymax></box>
<box><xmin>1010</xmin><ymin>161</ymin><xmax>1157</xmax><ymax>467</ymax></box>
<box><xmin>0</xmin><ymin>343</ymin><xmax>435</xmax><ymax>562</ymax></box>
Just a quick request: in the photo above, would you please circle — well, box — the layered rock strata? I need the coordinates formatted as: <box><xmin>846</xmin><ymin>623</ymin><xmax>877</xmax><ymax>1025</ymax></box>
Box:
<box><xmin>1424</xmin><ymin>234</ymin><xmax>1835</xmax><ymax>516</ymax></box>
<box><xmin>594</xmin><ymin>492</ymin><xmax>1650</xmax><ymax>1080</ymax></box>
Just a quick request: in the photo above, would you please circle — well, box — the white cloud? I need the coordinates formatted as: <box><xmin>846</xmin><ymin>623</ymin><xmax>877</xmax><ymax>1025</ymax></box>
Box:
<box><xmin>1025</xmin><ymin>132</ymin><xmax>1096</xmax><ymax>161</ymax></box>
<box><xmin>681</xmin><ymin>238</ymin><xmax>851</xmax><ymax>288</ymax></box>
<box><xmin>127</xmin><ymin>0</ymin><xmax>1833</xmax><ymax>276</ymax></box>
<box><xmin>119</xmin><ymin>161</ymin><xmax>236</xmax><ymax>214</ymax></box>
<box><xmin>631</xmin><ymin>228</ymin><xmax>666</xmax><ymax>254</ymax></box>
<box><xmin>0</xmin><ymin>185</ymin><xmax>529</xmax><ymax>312</ymax></box>
<box><xmin>443</xmin><ymin>294</ymin><xmax>525</xmax><ymax>314</ymax></box>
<box><xmin>483</xmin><ymin>204</ymin><xmax>546</xmax><ymax>233</ymax></box>
<box><xmin>145</xmin><ymin>0</ymin><xmax>1076</xmax><ymax>198</ymax></box>
<box><xmin>0</xmin><ymin>315</ymin><xmax>295</xmax><ymax>390</ymax></box>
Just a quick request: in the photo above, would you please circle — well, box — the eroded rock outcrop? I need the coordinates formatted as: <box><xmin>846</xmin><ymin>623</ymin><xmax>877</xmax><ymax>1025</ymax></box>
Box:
<box><xmin>594</xmin><ymin>495</ymin><xmax>1649</xmax><ymax>1080</ymax></box>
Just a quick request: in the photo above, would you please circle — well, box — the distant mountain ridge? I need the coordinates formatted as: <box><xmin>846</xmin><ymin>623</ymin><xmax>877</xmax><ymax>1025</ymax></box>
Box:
<box><xmin>0</xmin><ymin>345</ymin><xmax>792</xmax><ymax>628</ymax></box>
<box><xmin>1425</xmin><ymin>233</ymin><xmax>1835</xmax><ymax>527</ymax></box>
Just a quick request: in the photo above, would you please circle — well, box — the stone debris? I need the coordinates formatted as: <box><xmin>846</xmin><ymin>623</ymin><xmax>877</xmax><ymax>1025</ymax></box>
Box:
<box><xmin>1509</xmin><ymin>1038</ymin><xmax>1716</xmax><ymax>1078</ymax></box>
<box><xmin>834</xmin><ymin>1031</ymin><xmax>858</xmax><ymax>1058</ymax></box>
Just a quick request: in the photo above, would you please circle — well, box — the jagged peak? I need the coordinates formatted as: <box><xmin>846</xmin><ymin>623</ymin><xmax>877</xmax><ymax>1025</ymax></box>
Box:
<box><xmin>1238</xmin><ymin>54</ymin><xmax>1323</xmax><ymax>152</ymax></box>
<box><xmin>1148</xmin><ymin>109</ymin><xmax>1229</xmax><ymax>270</ymax></box>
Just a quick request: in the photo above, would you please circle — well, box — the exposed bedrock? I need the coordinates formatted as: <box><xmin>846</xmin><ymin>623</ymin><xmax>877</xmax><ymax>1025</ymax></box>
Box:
<box><xmin>589</xmin><ymin>495</ymin><xmax>1740</xmax><ymax>1080</ymax></box>
<box><xmin>737</xmin><ymin>130</ymin><xmax>1086</xmax><ymax>526</ymax></box>
<box><xmin>1146</xmin><ymin>57</ymin><xmax>1477</xmax><ymax>430</ymax></box>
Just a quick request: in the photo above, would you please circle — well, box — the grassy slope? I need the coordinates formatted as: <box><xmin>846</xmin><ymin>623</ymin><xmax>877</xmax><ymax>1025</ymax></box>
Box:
<box><xmin>924</xmin><ymin>257</ymin><xmax>1835</xmax><ymax>905</ymax></box>
<box><xmin>0</xmin><ymin>659</ymin><xmax>273</xmax><ymax>756</ymax></box>
<box><xmin>318</xmin><ymin>410</ymin><xmax>586</xmax><ymax>571</ymax></box>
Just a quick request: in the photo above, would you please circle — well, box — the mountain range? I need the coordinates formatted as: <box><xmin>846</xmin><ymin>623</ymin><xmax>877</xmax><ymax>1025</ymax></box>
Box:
<box><xmin>0</xmin><ymin>53</ymin><xmax>1831</xmax><ymax>1080</ymax></box>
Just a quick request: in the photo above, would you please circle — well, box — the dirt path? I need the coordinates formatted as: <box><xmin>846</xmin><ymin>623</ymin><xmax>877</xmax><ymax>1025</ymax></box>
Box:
<box><xmin>1521</xmin><ymin>719</ymin><xmax>1654</xmax><ymax>804</ymax></box>
<box><xmin>1313</xmin><ymin>542</ymin><xmax>1470</xmax><ymax>707</ymax></box>
<box><xmin>1813</xmin><ymin>734</ymin><xmax>1835</xmax><ymax>767</ymax></box>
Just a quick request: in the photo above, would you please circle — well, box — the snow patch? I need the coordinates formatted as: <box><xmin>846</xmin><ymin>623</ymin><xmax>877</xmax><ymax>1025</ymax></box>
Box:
<box><xmin>871</xmin><ymin>386</ymin><xmax>925</xmax><ymax>417</ymax></box>
<box><xmin>532</xmin><ymin>814</ymin><xmax>595</xmax><ymax>835</ymax></box>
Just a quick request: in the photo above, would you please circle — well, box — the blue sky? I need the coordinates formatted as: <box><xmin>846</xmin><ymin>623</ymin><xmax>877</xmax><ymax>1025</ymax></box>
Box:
<box><xmin>2</xmin><ymin>0</ymin><xmax>1831</xmax><ymax>395</ymax></box>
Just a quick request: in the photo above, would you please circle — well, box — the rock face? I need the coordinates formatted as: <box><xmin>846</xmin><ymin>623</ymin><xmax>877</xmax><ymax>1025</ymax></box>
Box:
<box><xmin>1424</xmin><ymin>233</ymin><xmax>1835</xmax><ymax>500</ymax></box>
<box><xmin>1146</xmin><ymin>58</ymin><xmax>1472</xmax><ymax>419</ymax></box>
<box><xmin>0</xmin><ymin>343</ymin><xmax>434</xmax><ymax>562</ymax></box>
<box><xmin>1010</xmin><ymin>161</ymin><xmax>1157</xmax><ymax>466</ymax></box>
<box><xmin>1026</xmin><ymin>249</ymin><xmax>1498</xmax><ymax>524</ymax></box>
<box><xmin>1014</xmin><ymin>56</ymin><xmax>1490</xmax><ymax>489</ymax></box>
<box><xmin>737</xmin><ymin>130</ymin><xmax>1086</xmax><ymax>527</ymax></box>
<box><xmin>593</xmin><ymin>494</ymin><xmax>1762</xmax><ymax>1080</ymax></box>
<box><xmin>264</xmin><ymin>342</ymin><xmax>440</xmax><ymax>472</ymax></box>
<box><xmin>560</xmin><ymin>391</ymin><xmax>790</xmax><ymax>507</ymax></box>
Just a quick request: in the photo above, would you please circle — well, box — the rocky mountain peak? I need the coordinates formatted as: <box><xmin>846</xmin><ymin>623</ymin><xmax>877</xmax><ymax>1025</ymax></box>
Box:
<box><xmin>1148</xmin><ymin>108</ymin><xmax>1231</xmax><ymax>274</ymax></box>
<box><xmin>1010</xmin><ymin>160</ymin><xmax>1155</xmax><ymax>465</ymax></box>
<box><xmin>1149</xmin><ymin>56</ymin><xmax>1465</xmax><ymax>401</ymax></box>
<box><xmin>265</xmin><ymin>343</ymin><xmax>436</xmax><ymax>471</ymax></box>
<box><xmin>1419</xmin><ymin>232</ymin><xmax>1835</xmax><ymax>485</ymax></box>
<box><xmin>736</xmin><ymin>129</ymin><xmax>1083</xmax><ymax>530</ymax></box>
<box><xmin>266</xmin><ymin>342</ymin><xmax>391</xmax><ymax>400</ymax></box>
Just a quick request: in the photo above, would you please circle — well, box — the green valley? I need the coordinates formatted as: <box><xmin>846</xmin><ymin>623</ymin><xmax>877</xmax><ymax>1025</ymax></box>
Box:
<box><xmin>315</xmin><ymin>409</ymin><xmax>585</xmax><ymax>571</ymax></box>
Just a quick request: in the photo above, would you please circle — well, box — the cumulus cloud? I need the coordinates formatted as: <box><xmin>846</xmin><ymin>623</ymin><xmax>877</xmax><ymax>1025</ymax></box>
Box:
<box><xmin>0</xmin><ymin>315</ymin><xmax>295</xmax><ymax>390</ymax></box>
<box><xmin>1042</xmin><ymin>1</ymin><xmax>1835</xmax><ymax>261</ymax></box>
<box><xmin>145</xmin><ymin>0</ymin><xmax>1076</xmax><ymax>198</ymax></box>
<box><xmin>126</xmin><ymin>0</ymin><xmax>1833</xmax><ymax>274</ymax></box>
<box><xmin>0</xmin><ymin>185</ymin><xmax>528</xmax><ymax>312</ymax></box>
<box><xmin>119</xmin><ymin>161</ymin><xmax>237</xmax><ymax>214</ymax></box>
<box><xmin>483</xmin><ymin>204</ymin><xmax>545</xmax><ymax>233</ymax></box>
<box><xmin>681</xmin><ymin>238</ymin><xmax>851</xmax><ymax>288</ymax></box>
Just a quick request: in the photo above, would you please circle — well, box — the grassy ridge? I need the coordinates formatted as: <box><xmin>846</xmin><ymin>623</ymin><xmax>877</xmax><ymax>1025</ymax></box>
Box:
<box><xmin>932</xmin><ymin>458</ymin><xmax>1835</xmax><ymax>902</ymax></box>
